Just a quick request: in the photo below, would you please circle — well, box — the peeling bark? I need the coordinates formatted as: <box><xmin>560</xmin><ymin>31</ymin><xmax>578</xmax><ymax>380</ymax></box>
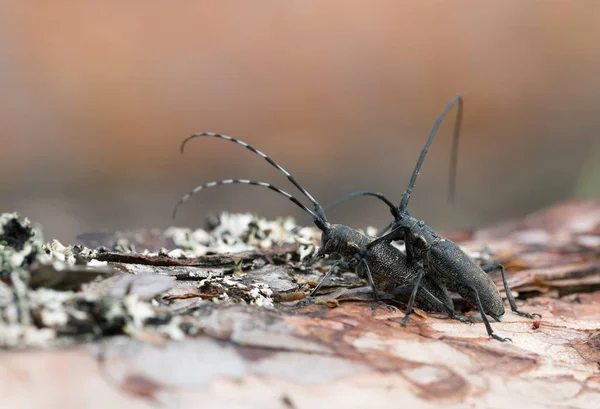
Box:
<box><xmin>1</xmin><ymin>201</ymin><xmax>600</xmax><ymax>409</ymax></box>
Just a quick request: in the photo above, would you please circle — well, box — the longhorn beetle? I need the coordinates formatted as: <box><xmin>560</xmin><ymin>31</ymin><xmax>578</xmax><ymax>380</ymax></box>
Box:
<box><xmin>326</xmin><ymin>94</ymin><xmax>541</xmax><ymax>341</ymax></box>
<box><xmin>172</xmin><ymin>133</ymin><xmax>472</xmax><ymax>322</ymax></box>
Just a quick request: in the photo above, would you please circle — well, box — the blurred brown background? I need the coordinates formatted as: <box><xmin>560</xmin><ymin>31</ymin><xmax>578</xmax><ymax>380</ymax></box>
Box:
<box><xmin>1</xmin><ymin>2</ymin><xmax>599</xmax><ymax>243</ymax></box>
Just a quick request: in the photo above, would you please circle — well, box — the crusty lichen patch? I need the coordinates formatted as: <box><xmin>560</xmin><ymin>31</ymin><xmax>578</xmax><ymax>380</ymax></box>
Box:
<box><xmin>0</xmin><ymin>212</ymin><xmax>333</xmax><ymax>348</ymax></box>
<box><xmin>162</xmin><ymin>212</ymin><xmax>319</xmax><ymax>259</ymax></box>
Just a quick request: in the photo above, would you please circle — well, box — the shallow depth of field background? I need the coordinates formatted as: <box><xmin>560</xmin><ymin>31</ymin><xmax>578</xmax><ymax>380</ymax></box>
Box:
<box><xmin>1</xmin><ymin>2</ymin><xmax>599</xmax><ymax>243</ymax></box>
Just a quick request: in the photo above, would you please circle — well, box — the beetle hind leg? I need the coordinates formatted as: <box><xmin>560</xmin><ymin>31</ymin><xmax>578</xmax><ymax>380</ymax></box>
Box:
<box><xmin>483</xmin><ymin>263</ymin><xmax>542</xmax><ymax>319</ymax></box>
<box><xmin>468</xmin><ymin>284</ymin><xmax>511</xmax><ymax>342</ymax></box>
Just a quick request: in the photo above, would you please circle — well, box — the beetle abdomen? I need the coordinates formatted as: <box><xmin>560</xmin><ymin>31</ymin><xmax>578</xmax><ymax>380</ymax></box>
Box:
<box><xmin>367</xmin><ymin>241</ymin><xmax>454</xmax><ymax>313</ymax></box>
<box><xmin>429</xmin><ymin>240</ymin><xmax>505</xmax><ymax>318</ymax></box>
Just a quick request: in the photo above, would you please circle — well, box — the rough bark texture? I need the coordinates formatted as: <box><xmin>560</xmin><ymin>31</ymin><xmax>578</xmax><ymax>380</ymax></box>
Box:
<box><xmin>1</xmin><ymin>201</ymin><xmax>600</xmax><ymax>409</ymax></box>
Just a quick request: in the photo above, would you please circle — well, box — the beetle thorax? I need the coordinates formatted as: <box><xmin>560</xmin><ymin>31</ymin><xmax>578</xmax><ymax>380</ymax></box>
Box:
<box><xmin>319</xmin><ymin>224</ymin><xmax>369</xmax><ymax>259</ymax></box>
<box><xmin>393</xmin><ymin>215</ymin><xmax>440</xmax><ymax>254</ymax></box>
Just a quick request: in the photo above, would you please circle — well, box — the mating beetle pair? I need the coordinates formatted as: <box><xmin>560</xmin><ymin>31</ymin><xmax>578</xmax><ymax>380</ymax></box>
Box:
<box><xmin>173</xmin><ymin>95</ymin><xmax>540</xmax><ymax>341</ymax></box>
<box><xmin>171</xmin><ymin>134</ymin><xmax>461</xmax><ymax>320</ymax></box>
<box><xmin>327</xmin><ymin>95</ymin><xmax>540</xmax><ymax>341</ymax></box>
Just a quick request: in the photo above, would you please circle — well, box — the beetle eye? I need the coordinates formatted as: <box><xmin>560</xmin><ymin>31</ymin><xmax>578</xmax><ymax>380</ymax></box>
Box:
<box><xmin>413</xmin><ymin>235</ymin><xmax>427</xmax><ymax>248</ymax></box>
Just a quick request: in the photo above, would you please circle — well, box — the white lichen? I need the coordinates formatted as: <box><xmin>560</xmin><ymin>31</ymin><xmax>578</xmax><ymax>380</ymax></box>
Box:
<box><xmin>163</xmin><ymin>212</ymin><xmax>321</xmax><ymax>259</ymax></box>
<box><xmin>40</xmin><ymin>240</ymin><xmax>76</xmax><ymax>266</ymax></box>
<box><xmin>86</xmin><ymin>259</ymin><xmax>108</xmax><ymax>268</ymax></box>
<box><xmin>248</xmin><ymin>283</ymin><xmax>274</xmax><ymax>308</ymax></box>
<box><xmin>167</xmin><ymin>248</ymin><xmax>185</xmax><ymax>259</ymax></box>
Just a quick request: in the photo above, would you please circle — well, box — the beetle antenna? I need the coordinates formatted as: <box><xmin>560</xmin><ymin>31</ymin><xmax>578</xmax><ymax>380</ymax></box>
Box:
<box><xmin>324</xmin><ymin>190</ymin><xmax>401</xmax><ymax>219</ymax></box>
<box><xmin>399</xmin><ymin>94</ymin><xmax>463</xmax><ymax>212</ymax></box>
<box><xmin>181</xmin><ymin>133</ymin><xmax>328</xmax><ymax>222</ymax></box>
<box><xmin>172</xmin><ymin>179</ymin><xmax>329</xmax><ymax>232</ymax></box>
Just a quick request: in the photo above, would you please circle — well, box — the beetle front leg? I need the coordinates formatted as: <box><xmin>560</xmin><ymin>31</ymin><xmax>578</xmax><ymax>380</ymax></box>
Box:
<box><xmin>482</xmin><ymin>263</ymin><xmax>541</xmax><ymax>319</ymax></box>
<box><xmin>402</xmin><ymin>227</ymin><xmax>417</xmax><ymax>263</ymax></box>
<box><xmin>376</xmin><ymin>220</ymin><xmax>394</xmax><ymax>237</ymax></box>
<box><xmin>367</xmin><ymin>224</ymin><xmax>405</xmax><ymax>249</ymax></box>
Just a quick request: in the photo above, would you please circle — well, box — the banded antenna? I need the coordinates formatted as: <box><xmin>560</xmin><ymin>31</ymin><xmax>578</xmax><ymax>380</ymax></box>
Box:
<box><xmin>181</xmin><ymin>133</ymin><xmax>328</xmax><ymax>222</ymax></box>
<box><xmin>398</xmin><ymin>94</ymin><xmax>463</xmax><ymax>212</ymax></box>
<box><xmin>172</xmin><ymin>178</ymin><xmax>329</xmax><ymax>231</ymax></box>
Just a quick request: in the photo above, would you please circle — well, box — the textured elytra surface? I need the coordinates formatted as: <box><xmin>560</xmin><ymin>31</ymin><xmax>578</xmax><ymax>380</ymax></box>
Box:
<box><xmin>1</xmin><ymin>202</ymin><xmax>600</xmax><ymax>409</ymax></box>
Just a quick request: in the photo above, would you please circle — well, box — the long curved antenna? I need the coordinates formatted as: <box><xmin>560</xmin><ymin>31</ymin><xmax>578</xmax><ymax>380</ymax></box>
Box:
<box><xmin>447</xmin><ymin>96</ymin><xmax>463</xmax><ymax>203</ymax></box>
<box><xmin>181</xmin><ymin>133</ymin><xmax>327</xmax><ymax>222</ymax></box>
<box><xmin>324</xmin><ymin>190</ymin><xmax>401</xmax><ymax>219</ymax></box>
<box><xmin>399</xmin><ymin>94</ymin><xmax>463</xmax><ymax>212</ymax></box>
<box><xmin>172</xmin><ymin>178</ymin><xmax>328</xmax><ymax>231</ymax></box>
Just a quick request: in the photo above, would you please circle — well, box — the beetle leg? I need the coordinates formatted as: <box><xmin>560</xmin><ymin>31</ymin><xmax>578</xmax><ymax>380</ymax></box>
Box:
<box><xmin>359</xmin><ymin>258</ymin><xmax>388</xmax><ymax>307</ymax></box>
<box><xmin>297</xmin><ymin>260</ymin><xmax>348</xmax><ymax>306</ymax></box>
<box><xmin>376</xmin><ymin>220</ymin><xmax>394</xmax><ymax>237</ymax></box>
<box><xmin>403</xmin><ymin>227</ymin><xmax>416</xmax><ymax>263</ymax></box>
<box><xmin>367</xmin><ymin>224</ymin><xmax>405</xmax><ymax>249</ymax></box>
<box><xmin>398</xmin><ymin>262</ymin><xmax>426</xmax><ymax>326</ymax></box>
<box><xmin>392</xmin><ymin>284</ymin><xmax>472</xmax><ymax>324</ymax></box>
<box><xmin>483</xmin><ymin>262</ymin><xmax>541</xmax><ymax>319</ymax></box>
<box><xmin>468</xmin><ymin>284</ymin><xmax>511</xmax><ymax>342</ymax></box>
